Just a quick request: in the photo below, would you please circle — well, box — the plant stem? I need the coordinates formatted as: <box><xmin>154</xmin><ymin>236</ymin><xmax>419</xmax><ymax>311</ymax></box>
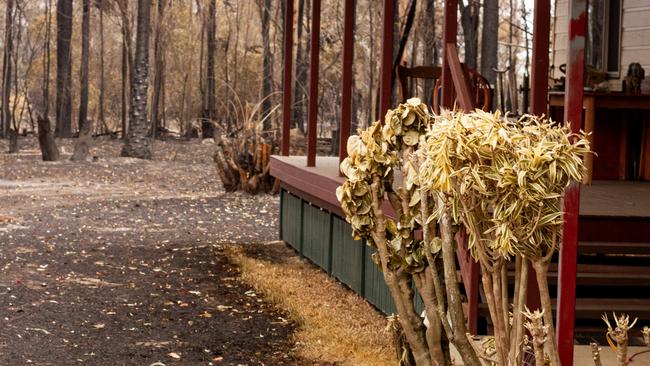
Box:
<box><xmin>370</xmin><ymin>176</ymin><xmax>432</xmax><ymax>366</ymax></box>
<box><xmin>420</xmin><ymin>190</ymin><xmax>454</xmax><ymax>340</ymax></box>
<box><xmin>590</xmin><ymin>342</ymin><xmax>603</xmax><ymax>366</ymax></box>
<box><xmin>509</xmin><ymin>257</ymin><xmax>528</xmax><ymax>364</ymax></box>
<box><xmin>491</xmin><ymin>264</ymin><xmax>510</xmax><ymax>366</ymax></box>
<box><xmin>533</xmin><ymin>257</ymin><xmax>560</xmax><ymax>366</ymax></box>
<box><xmin>414</xmin><ymin>273</ymin><xmax>449</xmax><ymax>366</ymax></box>
<box><xmin>437</xmin><ymin>194</ymin><xmax>482</xmax><ymax>366</ymax></box>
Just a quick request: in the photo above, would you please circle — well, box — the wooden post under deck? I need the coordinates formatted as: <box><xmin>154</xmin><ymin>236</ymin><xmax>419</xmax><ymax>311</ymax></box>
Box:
<box><xmin>339</xmin><ymin>0</ymin><xmax>355</xmax><ymax>166</ymax></box>
<box><xmin>306</xmin><ymin>0</ymin><xmax>321</xmax><ymax>167</ymax></box>
<box><xmin>281</xmin><ymin>0</ymin><xmax>295</xmax><ymax>156</ymax></box>
<box><xmin>379</xmin><ymin>0</ymin><xmax>395</xmax><ymax>120</ymax></box>
<box><xmin>558</xmin><ymin>0</ymin><xmax>587</xmax><ymax>364</ymax></box>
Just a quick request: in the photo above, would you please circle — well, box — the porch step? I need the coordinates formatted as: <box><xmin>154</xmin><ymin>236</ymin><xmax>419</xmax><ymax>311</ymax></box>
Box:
<box><xmin>579</xmin><ymin>241</ymin><xmax>650</xmax><ymax>255</ymax></box>
<box><xmin>507</xmin><ymin>263</ymin><xmax>650</xmax><ymax>287</ymax></box>
<box><xmin>579</xmin><ymin>216</ymin><xmax>650</xmax><ymax>242</ymax></box>
<box><xmin>478</xmin><ymin>298</ymin><xmax>650</xmax><ymax>319</ymax></box>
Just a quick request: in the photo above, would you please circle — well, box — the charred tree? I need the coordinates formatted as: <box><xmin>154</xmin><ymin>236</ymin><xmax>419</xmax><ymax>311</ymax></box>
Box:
<box><xmin>1</xmin><ymin>0</ymin><xmax>14</xmax><ymax>138</ymax></box>
<box><xmin>421</xmin><ymin>0</ymin><xmax>437</xmax><ymax>102</ymax></box>
<box><xmin>38</xmin><ymin>116</ymin><xmax>60</xmax><ymax>161</ymax></box>
<box><xmin>392</xmin><ymin>0</ymin><xmax>418</xmax><ymax>87</ymax></box>
<box><xmin>151</xmin><ymin>0</ymin><xmax>167</xmax><ymax>139</ymax></box>
<box><xmin>201</xmin><ymin>0</ymin><xmax>217</xmax><ymax>138</ymax></box>
<box><xmin>71</xmin><ymin>119</ymin><xmax>93</xmax><ymax>161</ymax></box>
<box><xmin>292</xmin><ymin>0</ymin><xmax>309</xmax><ymax>133</ymax></box>
<box><xmin>98</xmin><ymin>0</ymin><xmax>106</xmax><ymax>134</ymax></box>
<box><xmin>117</xmin><ymin>0</ymin><xmax>135</xmax><ymax>139</ymax></box>
<box><xmin>43</xmin><ymin>0</ymin><xmax>52</xmax><ymax>122</ymax></box>
<box><xmin>121</xmin><ymin>0</ymin><xmax>152</xmax><ymax>159</ymax></box>
<box><xmin>55</xmin><ymin>0</ymin><xmax>73</xmax><ymax>137</ymax></box>
<box><xmin>259</xmin><ymin>0</ymin><xmax>273</xmax><ymax>131</ymax></box>
<box><xmin>459</xmin><ymin>0</ymin><xmax>479</xmax><ymax>70</ymax></box>
<box><xmin>78</xmin><ymin>0</ymin><xmax>91</xmax><ymax>132</ymax></box>
<box><xmin>480</xmin><ymin>0</ymin><xmax>498</xmax><ymax>85</ymax></box>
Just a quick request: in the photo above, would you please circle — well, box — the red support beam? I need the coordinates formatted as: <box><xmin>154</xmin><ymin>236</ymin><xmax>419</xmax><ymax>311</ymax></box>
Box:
<box><xmin>557</xmin><ymin>0</ymin><xmax>587</xmax><ymax>364</ymax></box>
<box><xmin>445</xmin><ymin>43</ymin><xmax>473</xmax><ymax>111</ymax></box>
<box><xmin>339</xmin><ymin>0</ymin><xmax>355</xmax><ymax>166</ymax></box>
<box><xmin>379</xmin><ymin>0</ymin><xmax>395</xmax><ymax>120</ymax></box>
<box><xmin>281</xmin><ymin>0</ymin><xmax>295</xmax><ymax>156</ymax></box>
<box><xmin>441</xmin><ymin>0</ymin><xmax>458</xmax><ymax>109</ymax></box>
<box><xmin>306</xmin><ymin>0</ymin><xmax>321</xmax><ymax>167</ymax></box>
<box><xmin>530</xmin><ymin>0</ymin><xmax>551</xmax><ymax>116</ymax></box>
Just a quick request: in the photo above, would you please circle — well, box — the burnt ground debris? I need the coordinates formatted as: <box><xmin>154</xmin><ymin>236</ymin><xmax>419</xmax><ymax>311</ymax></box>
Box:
<box><xmin>0</xmin><ymin>138</ymin><xmax>309</xmax><ymax>365</ymax></box>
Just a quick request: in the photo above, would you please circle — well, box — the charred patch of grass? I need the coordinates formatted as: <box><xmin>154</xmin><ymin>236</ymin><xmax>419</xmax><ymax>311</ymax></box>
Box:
<box><xmin>225</xmin><ymin>241</ymin><xmax>394</xmax><ymax>366</ymax></box>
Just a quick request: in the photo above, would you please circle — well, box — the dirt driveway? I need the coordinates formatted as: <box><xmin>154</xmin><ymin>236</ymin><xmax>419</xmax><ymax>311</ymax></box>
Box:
<box><xmin>0</xmin><ymin>138</ymin><xmax>305</xmax><ymax>365</ymax></box>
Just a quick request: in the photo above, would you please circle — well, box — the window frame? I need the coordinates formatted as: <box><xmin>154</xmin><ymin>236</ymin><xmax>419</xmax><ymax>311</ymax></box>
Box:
<box><xmin>586</xmin><ymin>0</ymin><xmax>623</xmax><ymax>78</ymax></box>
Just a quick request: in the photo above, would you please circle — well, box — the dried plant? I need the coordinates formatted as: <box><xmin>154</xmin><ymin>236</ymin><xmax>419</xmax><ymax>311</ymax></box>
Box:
<box><xmin>603</xmin><ymin>313</ymin><xmax>638</xmax><ymax>366</ymax></box>
<box><xmin>591</xmin><ymin>342</ymin><xmax>603</xmax><ymax>366</ymax></box>
<box><xmin>337</xmin><ymin>99</ymin><xmax>590</xmax><ymax>366</ymax></box>
<box><xmin>418</xmin><ymin>109</ymin><xmax>589</xmax><ymax>366</ymax></box>
<box><xmin>523</xmin><ymin>308</ymin><xmax>549</xmax><ymax>366</ymax></box>
<box><xmin>643</xmin><ymin>326</ymin><xmax>650</xmax><ymax>347</ymax></box>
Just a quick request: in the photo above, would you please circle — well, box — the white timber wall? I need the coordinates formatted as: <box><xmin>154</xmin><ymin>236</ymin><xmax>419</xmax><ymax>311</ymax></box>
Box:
<box><xmin>551</xmin><ymin>0</ymin><xmax>650</xmax><ymax>92</ymax></box>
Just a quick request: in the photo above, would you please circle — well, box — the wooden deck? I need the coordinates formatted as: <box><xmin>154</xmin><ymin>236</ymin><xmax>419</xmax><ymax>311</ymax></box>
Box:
<box><xmin>581</xmin><ymin>181</ymin><xmax>650</xmax><ymax>217</ymax></box>
<box><xmin>271</xmin><ymin>155</ymin><xmax>650</xmax><ymax>339</ymax></box>
<box><xmin>272</xmin><ymin>155</ymin><xmax>650</xmax><ymax>218</ymax></box>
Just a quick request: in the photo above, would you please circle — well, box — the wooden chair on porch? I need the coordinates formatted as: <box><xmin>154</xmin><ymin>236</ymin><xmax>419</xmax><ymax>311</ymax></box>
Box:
<box><xmin>396</xmin><ymin>63</ymin><xmax>493</xmax><ymax>113</ymax></box>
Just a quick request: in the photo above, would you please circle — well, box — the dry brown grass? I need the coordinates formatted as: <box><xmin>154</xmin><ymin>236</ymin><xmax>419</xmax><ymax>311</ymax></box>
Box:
<box><xmin>225</xmin><ymin>241</ymin><xmax>395</xmax><ymax>366</ymax></box>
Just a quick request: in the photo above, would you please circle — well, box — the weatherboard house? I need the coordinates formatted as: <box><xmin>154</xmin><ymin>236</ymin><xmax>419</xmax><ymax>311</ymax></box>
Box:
<box><xmin>270</xmin><ymin>1</ymin><xmax>650</xmax><ymax>364</ymax></box>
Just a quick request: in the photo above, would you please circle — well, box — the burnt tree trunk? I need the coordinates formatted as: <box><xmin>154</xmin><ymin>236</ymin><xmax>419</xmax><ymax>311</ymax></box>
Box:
<box><xmin>1</xmin><ymin>0</ymin><xmax>14</xmax><ymax>138</ymax></box>
<box><xmin>151</xmin><ymin>0</ymin><xmax>167</xmax><ymax>139</ymax></box>
<box><xmin>98</xmin><ymin>0</ymin><xmax>106</xmax><ymax>134</ymax></box>
<box><xmin>292</xmin><ymin>0</ymin><xmax>309</xmax><ymax>133</ymax></box>
<box><xmin>78</xmin><ymin>0</ymin><xmax>90</xmax><ymax>132</ymax></box>
<box><xmin>459</xmin><ymin>0</ymin><xmax>479</xmax><ymax>70</ymax></box>
<box><xmin>121</xmin><ymin>0</ymin><xmax>152</xmax><ymax>159</ymax></box>
<box><xmin>392</xmin><ymin>0</ymin><xmax>418</xmax><ymax>90</ymax></box>
<box><xmin>43</xmin><ymin>0</ymin><xmax>52</xmax><ymax>121</ymax></box>
<box><xmin>71</xmin><ymin>119</ymin><xmax>93</xmax><ymax>161</ymax></box>
<box><xmin>421</xmin><ymin>0</ymin><xmax>436</xmax><ymax>102</ymax></box>
<box><xmin>260</xmin><ymin>0</ymin><xmax>273</xmax><ymax>131</ymax></box>
<box><xmin>8</xmin><ymin>128</ymin><xmax>18</xmax><ymax>153</ymax></box>
<box><xmin>121</xmin><ymin>31</ymin><xmax>128</xmax><ymax>138</ymax></box>
<box><xmin>55</xmin><ymin>0</ymin><xmax>73</xmax><ymax>137</ymax></box>
<box><xmin>38</xmin><ymin>116</ymin><xmax>60</xmax><ymax>161</ymax></box>
<box><xmin>480</xmin><ymin>0</ymin><xmax>498</xmax><ymax>85</ymax></box>
<box><xmin>201</xmin><ymin>0</ymin><xmax>217</xmax><ymax>138</ymax></box>
<box><xmin>118</xmin><ymin>1</ymin><xmax>135</xmax><ymax>139</ymax></box>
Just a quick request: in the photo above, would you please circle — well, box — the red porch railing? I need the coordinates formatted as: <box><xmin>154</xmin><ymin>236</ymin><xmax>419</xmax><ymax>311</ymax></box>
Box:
<box><xmin>277</xmin><ymin>0</ymin><xmax>585</xmax><ymax>363</ymax></box>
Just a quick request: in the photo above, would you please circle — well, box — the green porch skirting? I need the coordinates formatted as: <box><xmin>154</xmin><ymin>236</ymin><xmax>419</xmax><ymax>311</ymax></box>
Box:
<box><xmin>280</xmin><ymin>188</ymin><xmax>423</xmax><ymax>315</ymax></box>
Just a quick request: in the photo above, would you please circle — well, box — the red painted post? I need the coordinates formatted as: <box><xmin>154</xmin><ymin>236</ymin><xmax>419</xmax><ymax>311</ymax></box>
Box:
<box><xmin>445</xmin><ymin>44</ymin><xmax>473</xmax><ymax>111</ymax></box>
<box><xmin>339</xmin><ymin>0</ymin><xmax>355</xmax><ymax>166</ymax></box>
<box><xmin>526</xmin><ymin>0</ymin><xmax>552</xmax><ymax>314</ymax></box>
<box><xmin>306</xmin><ymin>0</ymin><xmax>321</xmax><ymax>167</ymax></box>
<box><xmin>441</xmin><ymin>0</ymin><xmax>458</xmax><ymax>108</ymax></box>
<box><xmin>281</xmin><ymin>0</ymin><xmax>295</xmax><ymax>156</ymax></box>
<box><xmin>557</xmin><ymin>0</ymin><xmax>587</xmax><ymax>364</ymax></box>
<box><xmin>530</xmin><ymin>0</ymin><xmax>551</xmax><ymax>116</ymax></box>
<box><xmin>378</xmin><ymin>0</ymin><xmax>395</xmax><ymax>120</ymax></box>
